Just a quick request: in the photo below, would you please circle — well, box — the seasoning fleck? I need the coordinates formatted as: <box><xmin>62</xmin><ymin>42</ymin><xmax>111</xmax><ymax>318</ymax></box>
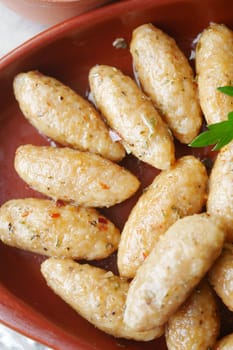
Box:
<box><xmin>99</xmin><ymin>182</ymin><xmax>110</xmax><ymax>190</ymax></box>
<box><xmin>50</xmin><ymin>212</ymin><xmax>61</xmax><ymax>219</ymax></box>
<box><xmin>98</xmin><ymin>217</ymin><xmax>108</xmax><ymax>224</ymax></box>
<box><xmin>8</xmin><ymin>222</ymin><xmax>14</xmax><ymax>233</ymax></box>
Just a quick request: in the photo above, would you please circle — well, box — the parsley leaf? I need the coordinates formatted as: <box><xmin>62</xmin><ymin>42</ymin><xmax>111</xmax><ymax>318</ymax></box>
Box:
<box><xmin>217</xmin><ymin>86</ymin><xmax>233</xmax><ymax>96</ymax></box>
<box><xmin>190</xmin><ymin>111</ymin><xmax>233</xmax><ymax>150</ymax></box>
<box><xmin>190</xmin><ymin>86</ymin><xmax>233</xmax><ymax>150</ymax></box>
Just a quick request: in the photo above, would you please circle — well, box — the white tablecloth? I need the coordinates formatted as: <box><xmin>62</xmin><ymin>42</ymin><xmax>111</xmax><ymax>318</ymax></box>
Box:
<box><xmin>0</xmin><ymin>2</ymin><xmax>47</xmax><ymax>58</ymax></box>
<box><xmin>0</xmin><ymin>3</ymin><xmax>51</xmax><ymax>348</ymax></box>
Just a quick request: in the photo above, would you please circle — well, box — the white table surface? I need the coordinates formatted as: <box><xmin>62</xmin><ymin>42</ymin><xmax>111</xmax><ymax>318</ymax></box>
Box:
<box><xmin>0</xmin><ymin>2</ymin><xmax>47</xmax><ymax>58</ymax></box>
<box><xmin>0</xmin><ymin>3</ymin><xmax>52</xmax><ymax>348</ymax></box>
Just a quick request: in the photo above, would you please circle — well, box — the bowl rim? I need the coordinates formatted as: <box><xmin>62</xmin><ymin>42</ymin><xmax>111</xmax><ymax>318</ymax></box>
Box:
<box><xmin>0</xmin><ymin>0</ymin><xmax>191</xmax><ymax>66</ymax></box>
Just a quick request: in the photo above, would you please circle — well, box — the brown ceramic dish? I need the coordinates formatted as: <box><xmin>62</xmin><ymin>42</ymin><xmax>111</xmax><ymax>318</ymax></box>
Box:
<box><xmin>0</xmin><ymin>0</ymin><xmax>233</xmax><ymax>349</ymax></box>
<box><xmin>1</xmin><ymin>0</ymin><xmax>114</xmax><ymax>25</ymax></box>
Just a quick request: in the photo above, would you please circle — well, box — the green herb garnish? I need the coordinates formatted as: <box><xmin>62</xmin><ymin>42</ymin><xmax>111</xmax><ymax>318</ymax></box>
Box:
<box><xmin>217</xmin><ymin>85</ymin><xmax>233</xmax><ymax>96</ymax></box>
<box><xmin>190</xmin><ymin>86</ymin><xmax>233</xmax><ymax>150</ymax></box>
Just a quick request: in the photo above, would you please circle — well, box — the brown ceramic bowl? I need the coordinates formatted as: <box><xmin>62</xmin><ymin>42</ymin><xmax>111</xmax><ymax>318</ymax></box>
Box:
<box><xmin>1</xmin><ymin>0</ymin><xmax>233</xmax><ymax>349</ymax></box>
<box><xmin>1</xmin><ymin>0</ymin><xmax>114</xmax><ymax>25</ymax></box>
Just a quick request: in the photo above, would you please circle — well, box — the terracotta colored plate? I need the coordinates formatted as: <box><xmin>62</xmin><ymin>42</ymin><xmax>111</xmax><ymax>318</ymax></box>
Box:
<box><xmin>0</xmin><ymin>0</ymin><xmax>233</xmax><ymax>349</ymax></box>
